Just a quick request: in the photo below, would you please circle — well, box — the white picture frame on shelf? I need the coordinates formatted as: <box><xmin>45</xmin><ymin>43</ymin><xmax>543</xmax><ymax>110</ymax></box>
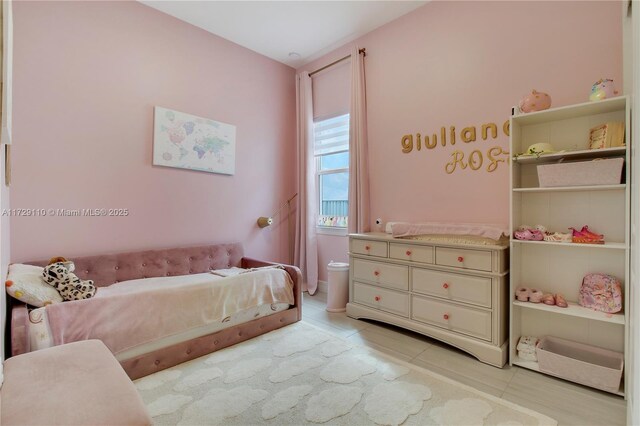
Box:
<box><xmin>153</xmin><ymin>106</ymin><xmax>236</xmax><ymax>175</ymax></box>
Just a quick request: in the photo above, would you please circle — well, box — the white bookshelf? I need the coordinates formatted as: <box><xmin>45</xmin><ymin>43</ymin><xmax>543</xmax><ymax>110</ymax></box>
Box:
<box><xmin>509</xmin><ymin>96</ymin><xmax>630</xmax><ymax>396</ymax></box>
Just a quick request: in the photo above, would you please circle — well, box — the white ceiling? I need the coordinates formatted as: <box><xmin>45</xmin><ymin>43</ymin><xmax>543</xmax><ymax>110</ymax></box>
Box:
<box><xmin>140</xmin><ymin>1</ymin><xmax>427</xmax><ymax>68</ymax></box>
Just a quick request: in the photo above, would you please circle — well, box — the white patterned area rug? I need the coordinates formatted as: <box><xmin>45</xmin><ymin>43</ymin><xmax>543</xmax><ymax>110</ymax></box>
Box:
<box><xmin>135</xmin><ymin>322</ymin><xmax>556</xmax><ymax>426</ymax></box>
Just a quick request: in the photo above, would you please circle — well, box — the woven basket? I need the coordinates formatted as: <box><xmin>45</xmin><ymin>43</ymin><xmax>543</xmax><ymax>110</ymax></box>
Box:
<box><xmin>536</xmin><ymin>336</ymin><xmax>623</xmax><ymax>393</ymax></box>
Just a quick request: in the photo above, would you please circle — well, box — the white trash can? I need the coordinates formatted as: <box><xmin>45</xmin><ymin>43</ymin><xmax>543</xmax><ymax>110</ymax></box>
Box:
<box><xmin>326</xmin><ymin>261</ymin><xmax>349</xmax><ymax>313</ymax></box>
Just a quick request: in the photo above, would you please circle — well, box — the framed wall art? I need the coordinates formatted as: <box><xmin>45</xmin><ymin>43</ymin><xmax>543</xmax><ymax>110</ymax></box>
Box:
<box><xmin>153</xmin><ymin>106</ymin><xmax>236</xmax><ymax>175</ymax></box>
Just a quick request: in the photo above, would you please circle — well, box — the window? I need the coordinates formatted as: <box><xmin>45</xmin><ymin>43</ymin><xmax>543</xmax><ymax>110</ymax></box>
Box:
<box><xmin>314</xmin><ymin>114</ymin><xmax>349</xmax><ymax>229</ymax></box>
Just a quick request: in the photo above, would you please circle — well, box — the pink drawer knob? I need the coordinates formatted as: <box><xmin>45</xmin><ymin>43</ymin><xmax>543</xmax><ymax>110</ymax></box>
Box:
<box><xmin>406</xmin><ymin>250</ymin><xmax>412</xmax><ymax>256</ymax></box>
<box><xmin>443</xmin><ymin>283</ymin><xmax>449</xmax><ymax>289</ymax></box>
<box><xmin>457</xmin><ymin>256</ymin><xmax>464</xmax><ymax>262</ymax></box>
<box><xmin>374</xmin><ymin>270</ymin><xmax>380</xmax><ymax>276</ymax></box>
<box><xmin>365</xmin><ymin>245</ymin><xmax>371</xmax><ymax>251</ymax></box>
<box><xmin>443</xmin><ymin>313</ymin><xmax>450</xmax><ymax>320</ymax></box>
<box><xmin>374</xmin><ymin>296</ymin><xmax>381</xmax><ymax>302</ymax></box>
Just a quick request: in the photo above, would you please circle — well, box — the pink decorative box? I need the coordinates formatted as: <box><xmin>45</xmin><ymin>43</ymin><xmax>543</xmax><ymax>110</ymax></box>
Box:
<box><xmin>536</xmin><ymin>336</ymin><xmax>623</xmax><ymax>393</ymax></box>
<box><xmin>537</xmin><ymin>158</ymin><xmax>624</xmax><ymax>187</ymax></box>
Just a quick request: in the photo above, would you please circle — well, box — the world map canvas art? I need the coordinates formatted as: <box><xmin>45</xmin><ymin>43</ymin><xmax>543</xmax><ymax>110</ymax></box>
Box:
<box><xmin>153</xmin><ymin>107</ymin><xmax>236</xmax><ymax>175</ymax></box>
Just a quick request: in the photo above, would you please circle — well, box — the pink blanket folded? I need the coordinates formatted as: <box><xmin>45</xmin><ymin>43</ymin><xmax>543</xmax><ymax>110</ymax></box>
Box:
<box><xmin>45</xmin><ymin>269</ymin><xmax>294</xmax><ymax>355</ymax></box>
<box><xmin>391</xmin><ymin>222</ymin><xmax>508</xmax><ymax>241</ymax></box>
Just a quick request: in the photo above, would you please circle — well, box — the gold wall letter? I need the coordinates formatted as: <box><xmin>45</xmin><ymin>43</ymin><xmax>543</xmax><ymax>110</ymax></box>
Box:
<box><xmin>468</xmin><ymin>150</ymin><xmax>483</xmax><ymax>170</ymax></box>
<box><xmin>461</xmin><ymin>127</ymin><xmax>476</xmax><ymax>143</ymax></box>
<box><xmin>450</xmin><ymin>126</ymin><xmax>456</xmax><ymax>145</ymax></box>
<box><xmin>416</xmin><ymin>133</ymin><xmax>422</xmax><ymax>151</ymax></box>
<box><xmin>425</xmin><ymin>134</ymin><xmax>437</xmax><ymax>149</ymax></box>
<box><xmin>445</xmin><ymin>150</ymin><xmax>467</xmax><ymax>174</ymax></box>
<box><xmin>440</xmin><ymin>127</ymin><xmax>447</xmax><ymax>146</ymax></box>
<box><xmin>487</xmin><ymin>146</ymin><xmax>508</xmax><ymax>172</ymax></box>
<box><xmin>503</xmin><ymin>120</ymin><xmax>510</xmax><ymax>137</ymax></box>
<box><xmin>401</xmin><ymin>135</ymin><xmax>413</xmax><ymax>153</ymax></box>
<box><xmin>481</xmin><ymin>123</ymin><xmax>497</xmax><ymax>140</ymax></box>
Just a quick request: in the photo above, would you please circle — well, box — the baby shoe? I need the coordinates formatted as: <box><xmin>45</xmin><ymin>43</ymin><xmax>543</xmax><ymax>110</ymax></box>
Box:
<box><xmin>529</xmin><ymin>289</ymin><xmax>544</xmax><ymax>303</ymax></box>
<box><xmin>555</xmin><ymin>293</ymin><xmax>568</xmax><ymax>308</ymax></box>
<box><xmin>515</xmin><ymin>287</ymin><xmax>530</xmax><ymax>302</ymax></box>
<box><xmin>542</xmin><ymin>293</ymin><xmax>556</xmax><ymax>305</ymax></box>
<box><xmin>514</xmin><ymin>229</ymin><xmax>534</xmax><ymax>240</ymax></box>
<box><xmin>529</xmin><ymin>229</ymin><xmax>544</xmax><ymax>241</ymax></box>
<box><xmin>533</xmin><ymin>224</ymin><xmax>548</xmax><ymax>233</ymax></box>
<box><xmin>543</xmin><ymin>232</ymin><xmax>572</xmax><ymax>243</ymax></box>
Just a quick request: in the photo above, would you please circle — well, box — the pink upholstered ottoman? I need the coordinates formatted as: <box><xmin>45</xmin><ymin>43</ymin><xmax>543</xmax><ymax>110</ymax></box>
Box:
<box><xmin>1</xmin><ymin>340</ymin><xmax>152</xmax><ymax>425</ymax></box>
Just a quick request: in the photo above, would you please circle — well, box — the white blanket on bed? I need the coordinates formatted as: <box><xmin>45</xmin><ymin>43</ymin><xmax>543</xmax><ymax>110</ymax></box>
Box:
<box><xmin>44</xmin><ymin>269</ymin><xmax>294</xmax><ymax>355</ymax></box>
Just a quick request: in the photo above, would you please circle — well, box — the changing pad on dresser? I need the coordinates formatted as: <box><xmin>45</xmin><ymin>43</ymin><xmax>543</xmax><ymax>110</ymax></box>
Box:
<box><xmin>399</xmin><ymin>233</ymin><xmax>509</xmax><ymax>246</ymax></box>
<box><xmin>386</xmin><ymin>221</ymin><xmax>509</xmax><ymax>243</ymax></box>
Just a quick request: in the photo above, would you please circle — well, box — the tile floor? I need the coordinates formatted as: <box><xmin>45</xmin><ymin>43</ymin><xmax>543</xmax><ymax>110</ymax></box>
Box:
<box><xmin>302</xmin><ymin>292</ymin><xmax>627</xmax><ymax>426</ymax></box>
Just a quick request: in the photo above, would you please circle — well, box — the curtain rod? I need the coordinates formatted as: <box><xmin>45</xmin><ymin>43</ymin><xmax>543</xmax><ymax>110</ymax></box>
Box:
<box><xmin>309</xmin><ymin>48</ymin><xmax>366</xmax><ymax>77</ymax></box>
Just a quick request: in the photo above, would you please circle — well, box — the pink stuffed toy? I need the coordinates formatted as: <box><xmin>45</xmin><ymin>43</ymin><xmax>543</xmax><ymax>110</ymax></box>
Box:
<box><xmin>518</xmin><ymin>90</ymin><xmax>552</xmax><ymax>113</ymax></box>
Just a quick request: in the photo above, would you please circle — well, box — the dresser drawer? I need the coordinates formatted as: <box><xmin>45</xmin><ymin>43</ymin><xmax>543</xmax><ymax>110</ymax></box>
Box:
<box><xmin>390</xmin><ymin>243</ymin><xmax>433</xmax><ymax>264</ymax></box>
<box><xmin>411</xmin><ymin>295</ymin><xmax>492</xmax><ymax>341</ymax></box>
<box><xmin>352</xmin><ymin>258</ymin><xmax>408</xmax><ymax>291</ymax></box>
<box><xmin>353</xmin><ymin>282</ymin><xmax>409</xmax><ymax>317</ymax></box>
<box><xmin>412</xmin><ymin>268</ymin><xmax>492</xmax><ymax>308</ymax></box>
<box><xmin>351</xmin><ymin>239</ymin><xmax>388</xmax><ymax>258</ymax></box>
<box><xmin>435</xmin><ymin>247</ymin><xmax>492</xmax><ymax>272</ymax></box>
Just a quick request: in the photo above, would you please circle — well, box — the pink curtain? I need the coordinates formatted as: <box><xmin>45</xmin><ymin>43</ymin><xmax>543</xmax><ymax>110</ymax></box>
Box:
<box><xmin>294</xmin><ymin>72</ymin><xmax>319</xmax><ymax>295</ymax></box>
<box><xmin>348</xmin><ymin>47</ymin><xmax>370</xmax><ymax>234</ymax></box>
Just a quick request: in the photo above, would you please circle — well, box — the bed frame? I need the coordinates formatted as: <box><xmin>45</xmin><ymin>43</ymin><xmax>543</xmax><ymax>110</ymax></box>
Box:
<box><xmin>9</xmin><ymin>243</ymin><xmax>302</xmax><ymax>379</ymax></box>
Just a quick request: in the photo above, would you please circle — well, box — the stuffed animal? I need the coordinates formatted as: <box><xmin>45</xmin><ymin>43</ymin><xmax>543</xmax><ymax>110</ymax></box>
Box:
<box><xmin>589</xmin><ymin>78</ymin><xmax>619</xmax><ymax>102</ymax></box>
<box><xmin>42</xmin><ymin>256</ymin><xmax>97</xmax><ymax>301</ymax></box>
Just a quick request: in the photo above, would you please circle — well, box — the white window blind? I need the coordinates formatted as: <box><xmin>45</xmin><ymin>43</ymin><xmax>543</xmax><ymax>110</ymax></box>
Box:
<box><xmin>313</xmin><ymin>114</ymin><xmax>349</xmax><ymax>156</ymax></box>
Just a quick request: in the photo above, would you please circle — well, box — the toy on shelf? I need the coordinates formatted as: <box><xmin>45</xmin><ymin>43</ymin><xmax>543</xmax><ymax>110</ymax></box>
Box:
<box><xmin>518</xmin><ymin>90</ymin><xmax>552</xmax><ymax>113</ymax></box>
<box><xmin>589</xmin><ymin>78</ymin><xmax>619</xmax><ymax>102</ymax></box>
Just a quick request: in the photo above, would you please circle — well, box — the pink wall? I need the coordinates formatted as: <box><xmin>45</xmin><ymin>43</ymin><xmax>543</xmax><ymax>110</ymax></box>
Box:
<box><xmin>11</xmin><ymin>1</ymin><xmax>296</xmax><ymax>263</ymax></box>
<box><xmin>301</xmin><ymin>1</ymin><xmax>622</xmax><ymax>281</ymax></box>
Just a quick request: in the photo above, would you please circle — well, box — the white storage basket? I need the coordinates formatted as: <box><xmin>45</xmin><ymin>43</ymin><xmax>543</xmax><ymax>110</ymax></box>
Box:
<box><xmin>536</xmin><ymin>336</ymin><xmax>623</xmax><ymax>393</ymax></box>
<box><xmin>537</xmin><ymin>157</ymin><xmax>623</xmax><ymax>187</ymax></box>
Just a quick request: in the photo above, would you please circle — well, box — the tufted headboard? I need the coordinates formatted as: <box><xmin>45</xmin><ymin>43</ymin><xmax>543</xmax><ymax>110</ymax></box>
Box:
<box><xmin>25</xmin><ymin>243</ymin><xmax>244</xmax><ymax>287</ymax></box>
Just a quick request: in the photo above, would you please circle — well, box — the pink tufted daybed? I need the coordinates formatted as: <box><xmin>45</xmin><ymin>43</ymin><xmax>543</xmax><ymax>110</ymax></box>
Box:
<box><xmin>9</xmin><ymin>242</ymin><xmax>302</xmax><ymax>379</ymax></box>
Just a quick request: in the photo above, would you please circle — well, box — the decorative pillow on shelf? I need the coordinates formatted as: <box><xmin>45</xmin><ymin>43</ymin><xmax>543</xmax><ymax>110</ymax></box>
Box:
<box><xmin>5</xmin><ymin>263</ymin><xmax>64</xmax><ymax>307</ymax></box>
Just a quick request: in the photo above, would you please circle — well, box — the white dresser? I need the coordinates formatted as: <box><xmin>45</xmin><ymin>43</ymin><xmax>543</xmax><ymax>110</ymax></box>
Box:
<box><xmin>347</xmin><ymin>233</ymin><xmax>509</xmax><ymax>367</ymax></box>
